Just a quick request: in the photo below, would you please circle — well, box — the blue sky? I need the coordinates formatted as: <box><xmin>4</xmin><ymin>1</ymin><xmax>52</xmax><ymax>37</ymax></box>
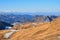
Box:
<box><xmin>0</xmin><ymin>0</ymin><xmax>60</xmax><ymax>12</ymax></box>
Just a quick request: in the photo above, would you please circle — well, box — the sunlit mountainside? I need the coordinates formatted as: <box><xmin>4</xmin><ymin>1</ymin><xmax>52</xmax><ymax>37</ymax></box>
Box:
<box><xmin>0</xmin><ymin>17</ymin><xmax>60</xmax><ymax>40</ymax></box>
<box><xmin>0</xmin><ymin>12</ymin><xmax>60</xmax><ymax>40</ymax></box>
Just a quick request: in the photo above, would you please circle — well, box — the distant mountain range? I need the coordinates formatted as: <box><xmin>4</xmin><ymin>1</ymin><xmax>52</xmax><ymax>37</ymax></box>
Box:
<box><xmin>0</xmin><ymin>12</ymin><xmax>58</xmax><ymax>24</ymax></box>
<box><xmin>0</xmin><ymin>12</ymin><xmax>59</xmax><ymax>30</ymax></box>
<box><xmin>0</xmin><ymin>15</ymin><xmax>58</xmax><ymax>23</ymax></box>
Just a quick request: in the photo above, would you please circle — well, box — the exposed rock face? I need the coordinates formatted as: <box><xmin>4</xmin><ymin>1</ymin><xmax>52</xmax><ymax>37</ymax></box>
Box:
<box><xmin>33</xmin><ymin>15</ymin><xmax>58</xmax><ymax>22</ymax></box>
<box><xmin>0</xmin><ymin>17</ymin><xmax>60</xmax><ymax>40</ymax></box>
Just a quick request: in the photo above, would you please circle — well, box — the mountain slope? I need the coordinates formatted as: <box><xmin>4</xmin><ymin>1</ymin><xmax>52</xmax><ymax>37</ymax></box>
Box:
<box><xmin>0</xmin><ymin>17</ymin><xmax>60</xmax><ymax>40</ymax></box>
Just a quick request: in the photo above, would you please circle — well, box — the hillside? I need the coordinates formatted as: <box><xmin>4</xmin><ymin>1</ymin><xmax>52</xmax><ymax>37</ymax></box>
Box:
<box><xmin>0</xmin><ymin>17</ymin><xmax>60</xmax><ymax>40</ymax></box>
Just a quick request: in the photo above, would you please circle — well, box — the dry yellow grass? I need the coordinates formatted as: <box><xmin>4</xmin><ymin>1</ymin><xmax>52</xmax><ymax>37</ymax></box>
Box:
<box><xmin>0</xmin><ymin>30</ymin><xmax>11</xmax><ymax>40</ymax></box>
<box><xmin>0</xmin><ymin>18</ymin><xmax>60</xmax><ymax>40</ymax></box>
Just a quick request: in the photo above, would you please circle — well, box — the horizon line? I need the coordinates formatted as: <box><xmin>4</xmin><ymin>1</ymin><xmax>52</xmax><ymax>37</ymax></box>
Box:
<box><xmin>0</xmin><ymin>10</ymin><xmax>60</xmax><ymax>12</ymax></box>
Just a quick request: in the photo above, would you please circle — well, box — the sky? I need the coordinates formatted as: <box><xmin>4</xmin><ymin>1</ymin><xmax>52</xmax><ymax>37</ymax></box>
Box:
<box><xmin>0</xmin><ymin>0</ymin><xmax>60</xmax><ymax>12</ymax></box>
